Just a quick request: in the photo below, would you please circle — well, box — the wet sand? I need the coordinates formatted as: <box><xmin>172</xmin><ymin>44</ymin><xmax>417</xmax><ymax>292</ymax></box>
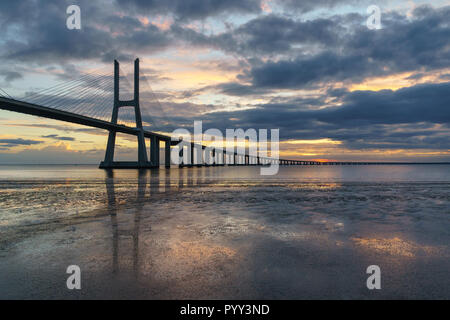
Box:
<box><xmin>0</xmin><ymin>165</ymin><xmax>449</xmax><ymax>299</ymax></box>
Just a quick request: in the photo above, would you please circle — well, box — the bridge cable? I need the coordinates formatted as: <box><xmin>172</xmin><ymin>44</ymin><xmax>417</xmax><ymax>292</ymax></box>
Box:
<box><xmin>22</xmin><ymin>65</ymin><xmax>111</xmax><ymax>101</ymax></box>
<box><xmin>33</xmin><ymin>74</ymin><xmax>108</xmax><ymax>108</ymax></box>
<box><xmin>140</xmin><ymin>73</ymin><xmax>174</xmax><ymax>133</ymax></box>
<box><xmin>0</xmin><ymin>87</ymin><xmax>13</xmax><ymax>99</ymax></box>
<box><xmin>67</xmin><ymin>77</ymin><xmax>113</xmax><ymax>117</ymax></box>
<box><xmin>34</xmin><ymin>74</ymin><xmax>112</xmax><ymax>115</ymax></box>
<box><xmin>24</xmin><ymin>72</ymin><xmax>109</xmax><ymax>111</ymax></box>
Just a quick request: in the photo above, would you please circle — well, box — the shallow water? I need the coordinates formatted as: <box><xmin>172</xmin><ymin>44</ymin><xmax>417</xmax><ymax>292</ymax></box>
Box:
<box><xmin>0</xmin><ymin>165</ymin><xmax>449</xmax><ymax>299</ymax></box>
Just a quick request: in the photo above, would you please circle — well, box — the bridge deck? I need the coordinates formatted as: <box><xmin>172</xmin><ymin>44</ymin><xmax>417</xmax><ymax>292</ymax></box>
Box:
<box><xmin>0</xmin><ymin>97</ymin><xmax>174</xmax><ymax>142</ymax></box>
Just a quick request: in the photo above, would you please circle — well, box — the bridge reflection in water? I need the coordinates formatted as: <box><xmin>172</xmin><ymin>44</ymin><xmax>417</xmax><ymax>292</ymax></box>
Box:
<box><xmin>102</xmin><ymin>167</ymin><xmax>226</xmax><ymax>280</ymax></box>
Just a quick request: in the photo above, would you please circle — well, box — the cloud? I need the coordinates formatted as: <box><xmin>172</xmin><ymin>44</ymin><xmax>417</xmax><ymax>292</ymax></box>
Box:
<box><xmin>0</xmin><ymin>0</ymin><xmax>172</xmax><ymax>64</ymax></box>
<box><xmin>0</xmin><ymin>138</ymin><xmax>43</xmax><ymax>148</ymax></box>
<box><xmin>116</xmin><ymin>0</ymin><xmax>262</xmax><ymax>21</ymax></box>
<box><xmin>106</xmin><ymin>80</ymin><xmax>449</xmax><ymax>155</ymax></box>
<box><xmin>206</xmin><ymin>14</ymin><xmax>342</xmax><ymax>56</ymax></box>
<box><xmin>0</xmin><ymin>0</ymin><xmax>262</xmax><ymax>65</ymax></box>
<box><xmin>170</xmin><ymin>5</ymin><xmax>449</xmax><ymax>91</ymax></box>
<box><xmin>3</xmin><ymin>71</ymin><xmax>23</xmax><ymax>82</ymax></box>
<box><xmin>2</xmin><ymin>123</ymin><xmax>106</xmax><ymax>139</ymax></box>
<box><xmin>0</xmin><ymin>142</ymin><xmax>104</xmax><ymax>164</ymax></box>
<box><xmin>41</xmin><ymin>134</ymin><xmax>75</xmax><ymax>141</ymax></box>
<box><xmin>194</xmin><ymin>82</ymin><xmax>450</xmax><ymax>151</ymax></box>
<box><xmin>279</xmin><ymin>0</ymin><xmax>368</xmax><ymax>13</ymax></box>
<box><xmin>140</xmin><ymin>67</ymin><xmax>172</xmax><ymax>82</ymax></box>
<box><xmin>239</xmin><ymin>6</ymin><xmax>450</xmax><ymax>89</ymax></box>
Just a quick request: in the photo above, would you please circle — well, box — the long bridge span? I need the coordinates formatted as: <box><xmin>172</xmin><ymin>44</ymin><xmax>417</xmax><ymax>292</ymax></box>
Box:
<box><xmin>0</xmin><ymin>59</ymin><xmax>447</xmax><ymax>169</ymax></box>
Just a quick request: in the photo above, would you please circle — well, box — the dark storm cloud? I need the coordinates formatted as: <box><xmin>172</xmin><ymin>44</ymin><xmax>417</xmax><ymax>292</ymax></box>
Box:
<box><xmin>130</xmin><ymin>81</ymin><xmax>450</xmax><ymax>151</ymax></box>
<box><xmin>218</xmin><ymin>14</ymin><xmax>342</xmax><ymax>56</ymax></box>
<box><xmin>235</xmin><ymin>15</ymin><xmax>340</xmax><ymax>53</ymax></box>
<box><xmin>0</xmin><ymin>0</ymin><xmax>263</xmax><ymax>65</ymax></box>
<box><xmin>116</xmin><ymin>0</ymin><xmax>262</xmax><ymax>21</ymax></box>
<box><xmin>171</xmin><ymin>5</ymin><xmax>448</xmax><ymax>92</ymax></box>
<box><xmin>236</xmin><ymin>6</ymin><xmax>450</xmax><ymax>89</ymax></box>
<box><xmin>317</xmin><ymin>83</ymin><xmax>450</xmax><ymax>125</ymax></box>
<box><xmin>123</xmin><ymin>81</ymin><xmax>450</xmax><ymax>152</ymax></box>
<box><xmin>170</xmin><ymin>13</ymin><xmax>347</xmax><ymax>57</ymax></box>
<box><xmin>0</xmin><ymin>0</ymin><xmax>171</xmax><ymax>64</ymax></box>
<box><xmin>194</xmin><ymin>82</ymin><xmax>450</xmax><ymax>150</ymax></box>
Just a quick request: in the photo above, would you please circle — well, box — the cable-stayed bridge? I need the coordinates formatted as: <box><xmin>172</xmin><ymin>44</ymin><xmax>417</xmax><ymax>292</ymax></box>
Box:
<box><xmin>0</xmin><ymin>59</ymin><xmax>443</xmax><ymax>168</ymax></box>
<box><xmin>0</xmin><ymin>58</ymin><xmax>309</xmax><ymax>168</ymax></box>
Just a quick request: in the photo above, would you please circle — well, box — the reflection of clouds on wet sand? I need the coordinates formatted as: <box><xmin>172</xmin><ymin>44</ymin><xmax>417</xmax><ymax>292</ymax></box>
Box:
<box><xmin>351</xmin><ymin>237</ymin><xmax>447</xmax><ymax>258</ymax></box>
<box><xmin>285</xmin><ymin>183</ymin><xmax>343</xmax><ymax>190</ymax></box>
<box><xmin>168</xmin><ymin>241</ymin><xmax>236</xmax><ymax>262</ymax></box>
<box><xmin>136</xmin><ymin>217</ymin><xmax>247</xmax><ymax>298</ymax></box>
<box><xmin>149</xmin><ymin>240</ymin><xmax>237</xmax><ymax>281</ymax></box>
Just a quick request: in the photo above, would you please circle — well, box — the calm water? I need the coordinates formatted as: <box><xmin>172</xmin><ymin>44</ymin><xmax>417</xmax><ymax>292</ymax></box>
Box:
<box><xmin>0</xmin><ymin>165</ymin><xmax>449</xmax><ymax>299</ymax></box>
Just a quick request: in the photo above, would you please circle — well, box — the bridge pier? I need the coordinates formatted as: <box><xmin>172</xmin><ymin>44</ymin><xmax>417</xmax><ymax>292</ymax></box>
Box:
<box><xmin>195</xmin><ymin>145</ymin><xmax>203</xmax><ymax>167</ymax></box>
<box><xmin>231</xmin><ymin>153</ymin><xmax>236</xmax><ymax>166</ymax></box>
<box><xmin>220</xmin><ymin>150</ymin><xmax>225</xmax><ymax>166</ymax></box>
<box><xmin>187</xmin><ymin>144</ymin><xmax>194</xmax><ymax>167</ymax></box>
<box><xmin>179</xmin><ymin>144</ymin><xmax>185</xmax><ymax>168</ymax></box>
<box><xmin>100</xmin><ymin>59</ymin><xmax>155</xmax><ymax>169</ymax></box>
<box><xmin>165</xmin><ymin>140</ymin><xmax>170</xmax><ymax>168</ymax></box>
<box><xmin>218</xmin><ymin>150</ymin><xmax>224</xmax><ymax>166</ymax></box>
<box><xmin>150</xmin><ymin>136</ymin><xmax>160</xmax><ymax>168</ymax></box>
<box><xmin>210</xmin><ymin>148</ymin><xmax>214</xmax><ymax>166</ymax></box>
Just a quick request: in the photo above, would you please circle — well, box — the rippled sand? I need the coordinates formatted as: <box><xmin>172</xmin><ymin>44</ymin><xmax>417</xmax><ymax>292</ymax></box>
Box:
<box><xmin>0</xmin><ymin>165</ymin><xmax>449</xmax><ymax>299</ymax></box>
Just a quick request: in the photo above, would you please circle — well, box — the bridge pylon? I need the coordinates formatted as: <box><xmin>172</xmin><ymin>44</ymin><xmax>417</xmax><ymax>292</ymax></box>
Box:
<box><xmin>100</xmin><ymin>59</ymin><xmax>156</xmax><ymax>169</ymax></box>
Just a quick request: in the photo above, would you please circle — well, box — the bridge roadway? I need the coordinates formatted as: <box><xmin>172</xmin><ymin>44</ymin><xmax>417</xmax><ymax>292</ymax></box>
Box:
<box><xmin>0</xmin><ymin>97</ymin><xmax>173</xmax><ymax>142</ymax></box>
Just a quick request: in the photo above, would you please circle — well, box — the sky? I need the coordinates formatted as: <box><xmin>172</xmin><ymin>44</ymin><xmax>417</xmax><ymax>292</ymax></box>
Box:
<box><xmin>0</xmin><ymin>0</ymin><xmax>449</xmax><ymax>163</ymax></box>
